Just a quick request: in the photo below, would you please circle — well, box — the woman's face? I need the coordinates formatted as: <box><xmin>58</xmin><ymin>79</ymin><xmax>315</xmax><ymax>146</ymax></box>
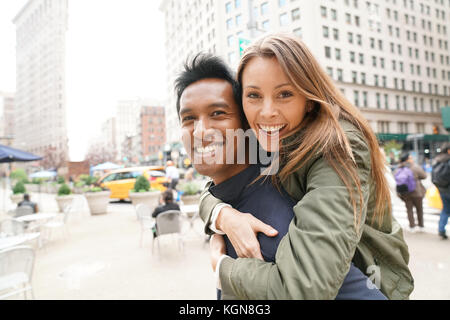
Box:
<box><xmin>241</xmin><ymin>56</ymin><xmax>307</xmax><ymax>152</ymax></box>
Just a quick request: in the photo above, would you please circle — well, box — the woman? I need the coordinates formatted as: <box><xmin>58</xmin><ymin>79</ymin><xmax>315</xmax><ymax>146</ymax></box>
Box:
<box><xmin>200</xmin><ymin>34</ymin><xmax>413</xmax><ymax>299</ymax></box>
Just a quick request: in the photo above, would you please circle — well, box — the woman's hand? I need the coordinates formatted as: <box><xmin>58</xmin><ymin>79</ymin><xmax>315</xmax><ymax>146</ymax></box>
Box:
<box><xmin>210</xmin><ymin>234</ymin><xmax>226</xmax><ymax>272</ymax></box>
<box><xmin>215</xmin><ymin>206</ymin><xmax>278</xmax><ymax>260</ymax></box>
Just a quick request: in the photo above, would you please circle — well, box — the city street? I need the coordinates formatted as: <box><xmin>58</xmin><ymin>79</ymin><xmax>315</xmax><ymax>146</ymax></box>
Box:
<box><xmin>1</xmin><ymin>184</ymin><xmax>449</xmax><ymax>300</ymax></box>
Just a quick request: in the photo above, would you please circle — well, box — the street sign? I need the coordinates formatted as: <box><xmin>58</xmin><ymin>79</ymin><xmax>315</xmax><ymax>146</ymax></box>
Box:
<box><xmin>239</xmin><ymin>38</ymin><xmax>251</xmax><ymax>56</ymax></box>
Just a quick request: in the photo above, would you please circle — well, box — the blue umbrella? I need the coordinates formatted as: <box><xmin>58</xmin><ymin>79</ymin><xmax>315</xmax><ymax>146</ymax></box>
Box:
<box><xmin>29</xmin><ymin>170</ymin><xmax>57</xmax><ymax>178</ymax></box>
<box><xmin>0</xmin><ymin>144</ymin><xmax>42</xmax><ymax>163</ymax></box>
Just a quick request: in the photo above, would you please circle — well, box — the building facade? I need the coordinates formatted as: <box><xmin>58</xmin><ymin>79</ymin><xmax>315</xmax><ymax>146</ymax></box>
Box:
<box><xmin>140</xmin><ymin>105</ymin><xmax>166</xmax><ymax>162</ymax></box>
<box><xmin>161</xmin><ymin>0</ymin><xmax>450</xmax><ymax>143</ymax></box>
<box><xmin>0</xmin><ymin>92</ymin><xmax>15</xmax><ymax>145</ymax></box>
<box><xmin>13</xmin><ymin>0</ymin><xmax>69</xmax><ymax>161</ymax></box>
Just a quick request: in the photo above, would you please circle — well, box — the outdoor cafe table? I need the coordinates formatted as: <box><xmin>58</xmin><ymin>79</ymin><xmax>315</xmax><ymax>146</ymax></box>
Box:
<box><xmin>16</xmin><ymin>213</ymin><xmax>57</xmax><ymax>223</ymax></box>
<box><xmin>180</xmin><ymin>204</ymin><xmax>202</xmax><ymax>236</ymax></box>
<box><xmin>0</xmin><ymin>232</ymin><xmax>40</xmax><ymax>251</ymax></box>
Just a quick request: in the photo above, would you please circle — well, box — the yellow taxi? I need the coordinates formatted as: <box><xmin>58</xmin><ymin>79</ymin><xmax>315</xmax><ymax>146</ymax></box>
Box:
<box><xmin>98</xmin><ymin>166</ymin><xmax>168</xmax><ymax>200</ymax></box>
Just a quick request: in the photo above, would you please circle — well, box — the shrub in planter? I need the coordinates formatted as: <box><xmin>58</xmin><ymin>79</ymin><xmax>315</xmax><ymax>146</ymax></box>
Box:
<box><xmin>11</xmin><ymin>181</ymin><xmax>26</xmax><ymax>204</ymax></box>
<box><xmin>10</xmin><ymin>168</ymin><xmax>29</xmax><ymax>184</ymax></box>
<box><xmin>13</xmin><ymin>181</ymin><xmax>26</xmax><ymax>195</ymax></box>
<box><xmin>84</xmin><ymin>187</ymin><xmax>111</xmax><ymax>215</ymax></box>
<box><xmin>180</xmin><ymin>182</ymin><xmax>201</xmax><ymax>206</ymax></box>
<box><xmin>79</xmin><ymin>174</ymin><xmax>98</xmax><ymax>186</ymax></box>
<box><xmin>55</xmin><ymin>183</ymin><xmax>74</xmax><ymax>212</ymax></box>
<box><xmin>129</xmin><ymin>176</ymin><xmax>160</xmax><ymax>208</ymax></box>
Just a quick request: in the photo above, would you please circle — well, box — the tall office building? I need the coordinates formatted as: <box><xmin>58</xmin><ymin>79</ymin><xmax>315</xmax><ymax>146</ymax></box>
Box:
<box><xmin>0</xmin><ymin>92</ymin><xmax>15</xmax><ymax>144</ymax></box>
<box><xmin>161</xmin><ymin>0</ymin><xmax>450</xmax><ymax>144</ymax></box>
<box><xmin>13</xmin><ymin>0</ymin><xmax>69</xmax><ymax>161</ymax></box>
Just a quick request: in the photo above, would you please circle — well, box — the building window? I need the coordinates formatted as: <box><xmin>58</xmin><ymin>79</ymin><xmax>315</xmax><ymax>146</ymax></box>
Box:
<box><xmin>291</xmin><ymin>8</ymin><xmax>300</xmax><ymax>21</ymax></box>
<box><xmin>262</xmin><ymin>20</ymin><xmax>270</xmax><ymax>30</ymax></box>
<box><xmin>261</xmin><ymin>2</ymin><xmax>269</xmax><ymax>15</ymax></box>
<box><xmin>337</xmin><ymin>69</ymin><xmax>343</xmax><ymax>81</ymax></box>
<box><xmin>279</xmin><ymin>13</ymin><xmax>289</xmax><ymax>26</ymax></box>
<box><xmin>225</xmin><ymin>2</ymin><xmax>232</xmax><ymax>13</ymax></box>
<box><xmin>325</xmin><ymin>46</ymin><xmax>331</xmax><ymax>58</ymax></box>
<box><xmin>236</xmin><ymin>14</ymin><xmax>242</xmax><ymax>26</ymax></box>
<box><xmin>323</xmin><ymin>26</ymin><xmax>329</xmax><ymax>38</ymax></box>
<box><xmin>321</xmin><ymin>6</ymin><xmax>327</xmax><ymax>18</ymax></box>
<box><xmin>354</xmin><ymin>90</ymin><xmax>360</xmax><ymax>106</ymax></box>
<box><xmin>226</xmin><ymin>18</ymin><xmax>233</xmax><ymax>29</ymax></box>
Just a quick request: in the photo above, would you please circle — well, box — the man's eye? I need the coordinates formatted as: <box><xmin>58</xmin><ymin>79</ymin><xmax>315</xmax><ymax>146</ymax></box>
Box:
<box><xmin>211</xmin><ymin>110</ymin><xmax>226</xmax><ymax>116</ymax></box>
<box><xmin>181</xmin><ymin>115</ymin><xmax>195</xmax><ymax>122</ymax></box>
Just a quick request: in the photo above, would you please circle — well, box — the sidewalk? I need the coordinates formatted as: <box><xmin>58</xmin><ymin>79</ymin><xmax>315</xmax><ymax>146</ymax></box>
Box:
<box><xmin>1</xmin><ymin>188</ymin><xmax>449</xmax><ymax>300</ymax></box>
<box><xmin>1</xmin><ymin>189</ymin><xmax>216</xmax><ymax>300</ymax></box>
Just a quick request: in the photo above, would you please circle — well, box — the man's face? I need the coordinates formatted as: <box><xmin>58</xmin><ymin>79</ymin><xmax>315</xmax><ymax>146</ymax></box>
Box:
<box><xmin>179</xmin><ymin>79</ymin><xmax>247</xmax><ymax>184</ymax></box>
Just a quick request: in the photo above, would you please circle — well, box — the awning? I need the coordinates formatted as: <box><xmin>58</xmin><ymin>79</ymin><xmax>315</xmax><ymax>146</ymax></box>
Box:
<box><xmin>441</xmin><ymin>107</ymin><xmax>450</xmax><ymax>131</ymax></box>
<box><xmin>376</xmin><ymin>133</ymin><xmax>449</xmax><ymax>142</ymax></box>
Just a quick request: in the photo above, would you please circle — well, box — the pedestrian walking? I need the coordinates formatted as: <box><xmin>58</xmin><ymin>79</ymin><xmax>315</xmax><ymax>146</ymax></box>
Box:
<box><xmin>165</xmin><ymin>160</ymin><xmax>180</xmax><ymax>190</ymax></box>
<box><xmin>432</xmin><ymin>142</ymin><xmax>450</xmax><ymax>240</ymax></box>
<box><xmin>394</xmin><ymin>153</ymin><xmax>427</xmax><ymax>232</ymax></box>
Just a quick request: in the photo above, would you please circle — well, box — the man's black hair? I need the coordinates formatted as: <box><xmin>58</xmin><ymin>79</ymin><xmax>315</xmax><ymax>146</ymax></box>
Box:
<box><xmin>400</xmin><ymin>152</ymin><xmax>410</xmax><ymax>163</ymax></box>
<box><xmin>174</xmin><ymin>53</ymin><xmax>246</xmax><ymax>125</ymax></box>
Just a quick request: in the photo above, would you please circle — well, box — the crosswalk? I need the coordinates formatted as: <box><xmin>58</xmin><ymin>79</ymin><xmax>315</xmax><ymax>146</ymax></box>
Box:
<box><xmin>390</xmin><ymin>192</ymin><xmax>443</xmax><ymax>235</ymax></box>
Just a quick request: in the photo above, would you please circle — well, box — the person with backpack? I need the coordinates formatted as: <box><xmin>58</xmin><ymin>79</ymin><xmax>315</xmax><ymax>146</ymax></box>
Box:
<box><xmin>395</xmin><ymin>152</ymin><xmax>427</xmax><ymax>232</ymax></box>
<box><xmin>432</xmin><ymin>142</ymin><xmax>450</xmax><ymax>240</ymax></box>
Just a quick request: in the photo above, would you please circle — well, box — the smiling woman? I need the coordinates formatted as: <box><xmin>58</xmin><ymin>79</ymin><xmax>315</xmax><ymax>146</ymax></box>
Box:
<box><xmin>199</xmin><ymin>33</ymin><xmax>414</xmax><ymax>300</ymax></box>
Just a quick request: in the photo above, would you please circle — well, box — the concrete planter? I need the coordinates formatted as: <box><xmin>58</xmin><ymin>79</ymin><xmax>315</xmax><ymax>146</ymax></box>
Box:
<box><xmin>180</xmin><ymin>194</ymin><xmax>201</xmax><ymax>206</ymax></box>
<box><xmin>129</xmin><ymin>190</ymin><xmax>161</xmax><ymax>209</ymax></box>
<box><xmin>84</xmin><ymin>191</ymin><xmax>111</xmax><ymax>215</ymax></box>
<box><xmin>10</xmin><ymin>193</ymin><xmax>25</xmax><ymax>204</ymax></box>
<box><xmin>55</xmin><ymin>195</ymin><xmax>74</xmax><ymax>212</ymax></box>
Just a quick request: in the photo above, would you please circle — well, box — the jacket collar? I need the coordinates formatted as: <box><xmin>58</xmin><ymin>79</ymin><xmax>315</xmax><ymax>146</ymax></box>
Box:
<box><xmin>208</xmin><ymin>164</ymin><xmax>263</xmax><ymax>204</ymax></box>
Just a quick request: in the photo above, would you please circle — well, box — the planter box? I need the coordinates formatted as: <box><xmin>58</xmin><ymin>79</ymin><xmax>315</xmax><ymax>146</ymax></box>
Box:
<box><xmin>10</xmin><ymin>193</ymin><xmax>24</xmax><ymax>204</ymax></box>
<box><xmin>84</xmin><ymin>191</ymin><xmax>111</xmax><ymax>215</ymax></box>
<box><xmin>55</xmin><ymin>195</ymin><xmax>74</xmax><ymax>212</ymax></box>
<box><xmin>180</xmin><ymin>194</ymin><xmax>201</xmax><ymax>206</ymax></box>
<box><xmin>129</xmin><ymin>191</ymin><xmax>161</xmax><ymax>209</ymax></box>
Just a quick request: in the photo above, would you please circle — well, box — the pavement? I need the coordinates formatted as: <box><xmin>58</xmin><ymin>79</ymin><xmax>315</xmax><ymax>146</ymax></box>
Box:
<box><xmin>1</xmin><ymin>180</ymin><xmax>449</xmax><ymax>300</ymax></box>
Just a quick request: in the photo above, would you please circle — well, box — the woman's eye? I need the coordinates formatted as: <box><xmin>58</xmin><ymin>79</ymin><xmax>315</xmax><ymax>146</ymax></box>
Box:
<box><xmin>246</xmin><ymin>92</ymin><xmax>260</xmax><ymax>99</ymax></box>
<box><xmin>279</xmin><ymin>91</ymin><xmax>293</xmax><ymax>98</ymax></box>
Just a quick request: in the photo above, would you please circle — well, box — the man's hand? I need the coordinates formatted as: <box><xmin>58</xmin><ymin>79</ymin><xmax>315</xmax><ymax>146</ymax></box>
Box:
<box><xmin>215</xmin><ymin>206</ymin><xmax>278</xmax><ymax>260</ymax></box>
<box><xmin>210</xmin><ymin>234</ymin><xmax>226</xmax><ymax>272</ymax></box>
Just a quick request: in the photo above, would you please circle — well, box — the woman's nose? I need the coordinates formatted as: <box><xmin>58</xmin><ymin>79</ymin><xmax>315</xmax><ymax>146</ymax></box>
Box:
<box><xmin>259</xmin><ymin>99</ymin><xmax>278</xmax><ymax>119</ymax></box>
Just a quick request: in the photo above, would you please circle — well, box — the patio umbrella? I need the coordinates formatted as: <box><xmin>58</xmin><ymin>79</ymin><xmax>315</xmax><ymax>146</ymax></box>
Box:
<box><xmin>0</xmin><ymin>144</ymin><xmax>42</xmax><ymax>163</ymax></box>
<box><xmin>29</xmin><ymin>170</ymin><xmax>57</xmax><ymax>179</ymax></box>
<box><xmin>91</xmin><ymin>162</ymin><xmax>122</xmax><ymax>171</ymax></box>
<box><xmin>0</xmin><ymin>144</ymin><xmax>42</xmax><ymax>214</ymax></box>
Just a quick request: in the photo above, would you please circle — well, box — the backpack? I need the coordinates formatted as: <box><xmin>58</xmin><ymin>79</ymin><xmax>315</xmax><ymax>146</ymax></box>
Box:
<box><xmin>432</xmin><ymin>160</ymin><xmax>450</xmax><ymax>188</ymax></box>
<box><xmin>394</xmin><ymin>166</ymin><xmax>416</xmax><ymax>194</ymax></box>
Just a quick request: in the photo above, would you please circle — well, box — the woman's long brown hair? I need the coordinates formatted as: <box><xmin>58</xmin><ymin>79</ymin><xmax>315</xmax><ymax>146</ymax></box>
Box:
<box><xmin>237</xmin><ymin>33</ymin><xmax>391</xmax><ymax>230</ymax></box>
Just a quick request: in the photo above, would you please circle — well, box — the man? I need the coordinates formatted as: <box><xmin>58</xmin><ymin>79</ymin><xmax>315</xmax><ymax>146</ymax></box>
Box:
<box><xmin>432</xmin><ymin>142</ymin><xmax>450</xmax><ymax>239</ymax></box>
<box><xmin>175</xmin><ymin>53</ymin><xmax>386</xmax><ymax>300</ymax></box>
<box><xmin>165</xmin><ymin>160</ymin><xmax>180</xmax><ymax>190</ymax></box>
<box><xmin>395</xmin><ymin>153</ymin><xmax>427</xmax><ymax>232</ymax></box>
<box><xmin>151</xmin><ymin>189</ymin><xmax>180</xmax><ymax>238</ymax></box>
<box><xmin>17</xmin><ymin>193</ymin><xmax>38</xmax><ymax>213</ymax></box>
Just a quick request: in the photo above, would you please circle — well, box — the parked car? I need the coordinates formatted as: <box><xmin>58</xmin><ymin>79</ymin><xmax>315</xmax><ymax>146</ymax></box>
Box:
<box><xmin>97</xmin><ymin>166</ymin><xmax>168</xmax><ymax>200</ymax></box>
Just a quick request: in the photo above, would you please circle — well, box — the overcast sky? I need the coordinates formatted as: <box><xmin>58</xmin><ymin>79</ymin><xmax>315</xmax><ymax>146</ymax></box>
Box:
<box><xmin>0</xmin><ymin>0</ymin><xmax>167</xmax><ymax>161</ymax></box>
